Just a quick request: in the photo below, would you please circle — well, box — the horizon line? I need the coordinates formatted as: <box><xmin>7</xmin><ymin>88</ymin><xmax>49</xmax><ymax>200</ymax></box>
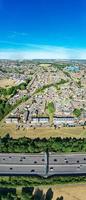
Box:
<box><xmin>0</xmin><ymin>45</ymin><xmax>86</xmax><ymax>59</ymax></box>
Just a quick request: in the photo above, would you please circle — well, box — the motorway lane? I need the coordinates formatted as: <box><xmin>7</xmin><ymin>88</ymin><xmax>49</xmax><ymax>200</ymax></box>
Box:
<box><xmin>48</xmin><ymin>164</ymin><xmax>86</xmax><ymax>176</ymax></box>
<box><xmin>0</xmin><ymin>153</ymin><xmax>47</xmax><ymax>176</ymax></box>
<box><xmin>0</xmin><ymin>153</ymin><xmax>46</xmax><ymax>165</ymax></box>
<box><xmin>1</xmin><ymin>153</ymin><xmax>86</xmax><ymax>176</ymax></box>
<box><xmin>0</xmin><ymin>164</ymin><xmax>46</xmax><ymax>176</ymax></box>
<box><xmin>49</xmin><ymin>153</ymin><xmax>86</xmax><ymax>165</ymax></box>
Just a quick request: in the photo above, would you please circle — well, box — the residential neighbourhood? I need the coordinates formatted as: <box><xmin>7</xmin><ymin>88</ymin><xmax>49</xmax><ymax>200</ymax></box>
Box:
<box><xmin>0</xmin><ymin>60</ymin><xmax>86</xmax><ymax>130</ymax></box>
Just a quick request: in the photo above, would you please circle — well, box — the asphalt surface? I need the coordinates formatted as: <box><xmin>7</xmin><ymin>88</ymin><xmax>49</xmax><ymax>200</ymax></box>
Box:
<box><xmin>0</xmin><ymin>153</ymin><xmax>86</xmax><ymax>176</ymax></box>
<box><xmin>49</xmin><ymin>153</ymin><xmax>86</xmax><ymax>165</ymax></box>
<box><xmin>0</xmin><ymin>153</ymin><xmax>47</xmax><ymax>176</ymax></box>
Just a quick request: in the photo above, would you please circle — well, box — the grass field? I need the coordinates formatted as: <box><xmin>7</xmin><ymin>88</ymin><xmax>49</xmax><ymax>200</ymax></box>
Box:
<box><xmin>39</xmin><ymin>64</ymin><xmax>51</xmax><ymax>67</ymax></box>
<box><xmin>39</xmin><ymin>184</ymin><xmax>86</xmax><ymax>200</ymax></box>
<box><xmin>16</xmin><ymin>184</ymin><xmax>86</xmax><ymax>200</ymax></box>
<box><xmin>0</xmin><ymin>79</ymin><xmax>16</xmax><ymax>88</ymax></box>
<box><xmin>0</xmin><ymin>123</ymin><xmax>86</xmax><ymax>138</ymax></box>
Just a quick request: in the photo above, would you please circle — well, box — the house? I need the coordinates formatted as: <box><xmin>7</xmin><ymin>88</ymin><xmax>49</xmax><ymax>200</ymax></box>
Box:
<box><xmin>5</xmin><ymin>118</ymin><xmax>12</xmax><ymax>124</ymax></box>
<box><xmin>31</xmin><ymin>117</ymin><xmax>38</xmax><ymax>124</ymax></box>
<box><xmin>62</xmin><ymin>110</ymin><xmax>72</xmax><ymax>116</ymax></box>
<box><xmin>31</xmin><ymin>117</ymin><xmax>49</xmax><ymax>124</ymax></box>
<box><xmin>5</xmin><ymin>116</ymin><xmax>19</xmax><ymax>124</ymax></box>
<box><xmin>53</xmin><ymin>116</ymin><xmax>77</xmax><ymax>126</ymax></box>
<box><xmin>38</xmin><ymin>117</ymin><xmax>49</xmax><ymax>124</ymax></box>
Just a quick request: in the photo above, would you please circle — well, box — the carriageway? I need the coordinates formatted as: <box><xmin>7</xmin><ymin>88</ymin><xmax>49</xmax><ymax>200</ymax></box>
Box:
<box><xmin>0</xmin><ymin>152</ymin><xmax>86</xmax><ymax>177</ymax></box>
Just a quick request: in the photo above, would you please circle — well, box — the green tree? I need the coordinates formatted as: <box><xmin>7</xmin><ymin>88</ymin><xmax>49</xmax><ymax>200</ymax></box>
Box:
<box><xmin>73</xmin><ymin>108</ymin><xmax>82</xmax><ymax>117</ymax></box>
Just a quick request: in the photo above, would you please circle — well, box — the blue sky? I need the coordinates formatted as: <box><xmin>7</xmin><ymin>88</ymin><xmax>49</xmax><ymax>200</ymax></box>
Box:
<box><xmin>0</xmin><ymin>0</ymin><xmax>86</xmax><ymax>59</ymax></box>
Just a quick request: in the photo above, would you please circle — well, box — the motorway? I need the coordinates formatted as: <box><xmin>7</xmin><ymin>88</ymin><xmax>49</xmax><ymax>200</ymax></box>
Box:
<box><xmin>0</xmin><ymin>153</ymin><xmax>47</xmax><ymax>176</ymax></box>
<box><xmin>48</xmin><ymin>153</ymin><xmax>86</xmax><ymax>176</ymax></box>
<box><xmin>0</xmin><ymin>153</ymin><xmax>86</xmax><ymax>176</ymax></box>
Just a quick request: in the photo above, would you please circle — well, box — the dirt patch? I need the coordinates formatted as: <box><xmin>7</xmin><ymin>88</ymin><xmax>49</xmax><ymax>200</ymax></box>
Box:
<box><xmin>38</xmin><ymin>184</ymin><xmax>86</xmax><ymax>200</ymax></box>
<box><xmin>0</xmin><ymin>79</ymin><xmax>16</xmax><ymax>88</ymax></box>
<box><xmin>0</xmin><ymin>124</ymin><xmax>86</xmax><ymax>139</ymax></box>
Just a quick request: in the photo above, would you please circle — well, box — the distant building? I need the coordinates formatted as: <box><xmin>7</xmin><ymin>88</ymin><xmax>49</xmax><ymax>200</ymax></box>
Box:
<box><xmin>5</xmin><ymin>116</ymin><xmax>19</xmax><ymax>124</ymax></box>
<box><xmin>31</xmin><ymin>117</ymin><xmax>49</xmax><ymax>124</ymax></box>
<box><xmin>39</xmin><ymin>117</ymin><xmax>49</xmax><ymax>123</ymax></box>
<box><xmin>62</xmin><ymin>110</ymin><xmax>72</xmax><ymax>116</ymax></box>
<box><xmin>65</xmin><ymin>66</ymin><xmax>80</xmax><ymax>72</ymax></box>
<box><xmin>5</xmin><ymin>118</ymin><xmax>12</xmax><ymax>124</ymax></box>
<box><xmin>53</xmin><ymin>116</ymin><xmax>77</xmax><ymax>126</ymax></box>
<box><xmin>31</xmin><ymin>117</ymin><xmax>38</xmax><ymax>124</ymax></box>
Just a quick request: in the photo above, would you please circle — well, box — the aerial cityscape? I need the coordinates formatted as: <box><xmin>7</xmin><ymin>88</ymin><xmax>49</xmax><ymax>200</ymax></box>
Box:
<box><xmin>0</xmin><ymin>59</ymin><xmax>86</xmax><ymax>199</ymax></box>
<box><xmin>0</xmin><ymin>0</ymin><xmax>86</xmax><ymax>199</ymax></box>
<box><xmin>0</xmin><ymin>60</ymin><xmax>86</xmax><ymax>133</ymax></box>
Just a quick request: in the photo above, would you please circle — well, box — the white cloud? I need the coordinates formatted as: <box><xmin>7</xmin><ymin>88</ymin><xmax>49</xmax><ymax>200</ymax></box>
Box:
<box><xmin>8</xmin><ymin>31</ymin><xmax>29</xmax><ymax>39</ymax></box>
<box><xmin>0</xmin><ymin>45</ymin><xmax>86</xmax><ymax>59</ymax></box>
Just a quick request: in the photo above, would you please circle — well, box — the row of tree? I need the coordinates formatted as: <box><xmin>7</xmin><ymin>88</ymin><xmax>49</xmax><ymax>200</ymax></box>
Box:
<box><xmin>1</xmin><ymin>175</ymin><xmax>86</xmax><ymax>188</ymax></box>
<box><xmin>0</xmin><ymin>95</ymin><xmax>28</xmax><ymax>121</ymax></box>
<box><xmin>1</xmin><ymin>134</ymin><xmax>86</xmax><ymax>153</ymax></box>
<box><xmin>0</xmin><ymin>187</ymin><xmax>63</xmax><ymax>200</ymax></box>
<box><xmin>0</xmin><ymin>82</ymin><xmax>29</xmax><ymax>97</ymax></box>
<box><xmin>0</xmin><ymin>79</ymin><xmax>31</xmax><ymax>121</ymax></box>
<box><xmin>0</xmin><ymin>100</ymin><xmax>12</xmax><ymax>121</ymax></box>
